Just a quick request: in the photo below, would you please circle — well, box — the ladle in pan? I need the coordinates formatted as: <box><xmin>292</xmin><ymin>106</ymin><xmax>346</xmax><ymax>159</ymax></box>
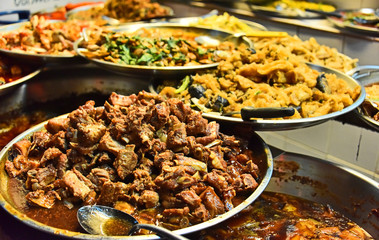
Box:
<box><xmin>77</xmin><ymin>205</ymin><xmax>189</xmax><ymax>239</ymax></box>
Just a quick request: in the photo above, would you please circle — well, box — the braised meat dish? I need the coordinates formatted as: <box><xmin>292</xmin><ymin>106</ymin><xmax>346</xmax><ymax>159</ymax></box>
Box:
<box><xmin>4</xmin><ymin>91</ymin><xmax>262</xmax><ymax>231</ymax></box>
<box><xmin>197</xmin><ymin>192</ymin><xmax>373</xmax><ymax>240</ymax></box>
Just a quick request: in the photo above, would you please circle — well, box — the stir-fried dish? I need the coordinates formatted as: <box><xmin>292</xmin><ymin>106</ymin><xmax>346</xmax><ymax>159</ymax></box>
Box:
<box><xmin>198</xmin><ymin>191</ymin><xmax>373</xmax><ymax>240</ymax></box>
<box><xmin>68</xmin><ymin>0</ymin><xmax>172</xmax><ymax>23</ymax></box>
<box><xmin>157</xmin><ymin>44</ymin><xmax>360</xmax><ymax>119</ymax></box>
<box><xmin>5</xmin><ymin>91</ymin><xmax>263</xmax><ymax>232</ymax></box>
<box><xmin>0</xmin><ymin>16</ymin><xmax>98</xmax><ymax>56</ymax></box>
<box><xmin>80</xmin><ymin>27</ymin><xmax>237</xmax><ymax>67</ymax></box>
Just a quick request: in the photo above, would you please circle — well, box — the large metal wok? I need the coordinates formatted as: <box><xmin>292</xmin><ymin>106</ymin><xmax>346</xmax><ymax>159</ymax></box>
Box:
<box><xmin>188</xmin><ymin>151</ymin><xmax>379</xmax><ymax>239</ymax></box>
<box><xmin>0</xmin><ymin>65</ymin><xmax>273</xmax><ymax>239</ymax></box>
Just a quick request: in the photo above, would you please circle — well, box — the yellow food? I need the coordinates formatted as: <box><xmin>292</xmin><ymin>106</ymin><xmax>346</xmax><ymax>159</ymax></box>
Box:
<box><xmin>159</xmin><ymin>44</ymin><xmax>360</xmax><ymax>120</ymax></box>
<box><xmin>193</xmin><ymin>12</ymin><xmax>264</xmax><ymax>35</ymax></box>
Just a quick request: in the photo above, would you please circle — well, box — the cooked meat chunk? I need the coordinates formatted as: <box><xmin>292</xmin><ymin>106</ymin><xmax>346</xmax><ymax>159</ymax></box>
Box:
<box><xmin>25</xmin><ymin>189</ymin><xmax>60</xmax><ymax>209</ymax></box>
<box><xmin>200</xmin><ymin>187</ymin><xmax>225</xmax><ymax>217</ymax></box>
<box><xmin>26</xmin><ymin>165</ymin><xmax>57</xmax><ymax>190</ymax></box>
<box><xmin>108</xmin><ymin>92</ymin><xmax>137</xmax><ymax>107</ymax></box>
<box><xmin>98</xmin><ymin>131</ymin><xmax>125</xmax><ymax>155</ymax></box>
<box><xmin>114</xmin><ymin>145</ymin><xmax>138</xmax><ymax>179</ymax></box>
<box><xmin>167</xmin><ymin>115</ymin><xmax>187</xmax><ymax>149</ymax></box>
<box><xmin>176</xmin><ymin>190</ymin><xmax>201</xmax><ymax>208</ymax></box>
<box><xmin>45</xmin><ymin>117</ymin><xmax>69</xmax><ymax>134</ymax></box>
<box><xmin>138</xmin><ymin>190</ymin><xmax>159</xmax><ymax>208</ymax></box>
<box><xmin>63</xmin><ymin>170</ymin><xmax>91</xmax><ymax>201</ymax></box>
<box><xmin>77</xmin><ymin>122</ymin><xmax>106</xmax><ymax>146</ymax></box>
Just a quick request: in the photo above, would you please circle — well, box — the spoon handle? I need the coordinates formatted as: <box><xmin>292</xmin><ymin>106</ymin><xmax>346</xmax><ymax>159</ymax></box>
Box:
<box><xmin>130</xmin><ymin>223</ymin><xmax>190</xmax><ymax>240</ymax></box>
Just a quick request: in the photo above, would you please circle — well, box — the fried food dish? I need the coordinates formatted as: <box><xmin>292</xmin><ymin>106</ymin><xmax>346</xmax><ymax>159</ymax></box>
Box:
<box><xmin>158</xmin><ymin>44</ymin><xmax>360</xmax><ymax>119</ymax></box>
<box><xmin>5</xmin><ymin>91</ymin><xmax>262</xmax><ymax>231</ymax></box>
<box><xmin>0</xmin><ymin>16</ymin><xmax>98</xmax><ymax>56</ymax></box>
<box><xmin>198</xmin><ymin>191</ymin><xmax>373</xmax><ymax>240</ymax></box>
<box><xmin>249</xmin><ymin>35</ymin><xmax>358</xmax><ymax>73</ymax></box>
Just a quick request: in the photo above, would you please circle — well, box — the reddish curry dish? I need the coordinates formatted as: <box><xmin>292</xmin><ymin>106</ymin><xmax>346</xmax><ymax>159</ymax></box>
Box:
<box><xmin>4</xmin><ymin>91</ymin><xmax>262</xmax><ymax>232</ymax></box>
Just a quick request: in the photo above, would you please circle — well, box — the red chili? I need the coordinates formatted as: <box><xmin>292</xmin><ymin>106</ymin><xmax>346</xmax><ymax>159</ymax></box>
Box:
<box><xmin>65</xmin><ymin>1</ymin><xmax>103</xmax><ymax>11</ymax></box>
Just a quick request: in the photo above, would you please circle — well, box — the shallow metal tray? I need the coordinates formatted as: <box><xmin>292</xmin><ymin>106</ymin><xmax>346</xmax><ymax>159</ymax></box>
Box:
<box><xmin>0</xmin><ymin>65</ymin><xmax>273</xmax><ymax>239</ymax></box>
<box><xmin>150</xmin><ymin>63</ymin><xmax>366</xmax><ymax>131</ymax></box>
<box><xmin>0</xmin><ymin>22</ymin><xmax>85</xmax><ymax>65</ymax></box>
<box><xmin>74</xmin><ymin>23</ymin><xmax>253</xmax><ymax>80</ymax></box>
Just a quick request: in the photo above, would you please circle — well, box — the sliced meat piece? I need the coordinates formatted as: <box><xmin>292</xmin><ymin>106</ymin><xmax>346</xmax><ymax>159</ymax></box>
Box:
<box><xmin>151</xmin><ymin>102</ymin><xmax>170</xmax><ymax>129</ymax></box>
<box><xmin>25</xmin><ymin>165</ymin><xmax>57</xmax><ymax>191</ymax></box>
<box><xmin>12</xmin><ymin>139</ymin><xmax>31</xmax><ymax>156</ymax></box>
<box><xmin>167</xmin><ymin>98</ymin><xmax>192</xmax><ymax>122</ymax></box>
<box><xmin>49</xmin><ymin>131</ymin><xmax>66</xmax><ymax>151</ymax></box>
<box><xmin>192</xmin><ymin>203</ymin><xmax>210</xmax><ymax>222</ymax></box>
<box><xmin>199</xmin><ymin>186</ymin><xmax>225</xmax><ymax>218</ymax></box>
<box><xmin>98</xmin><ymin>131</ymin><xmax>125</xmax><ymax>156</ymax></box>
<box><xmin>176</xmin><ymin>190</ymin><xmax>201</xmax><ymax>208</ymax></box>
<box><xmin>162</xmin><ymin>206</ymin><xmax>190</xmax><ymax>217</ymax></box>
<box><xmin>154</xmin><ymin>150</ymin><xmax>174</xmax><ymax>169</ymax></box>
<box><xmin>45</xmin><ymin>117</ymin><xmax>69</xmax><ymax>134</ymax></box>
<box><xmin>187</xmin><ymin>136</ymin><xmax>210</xmax><ymax>163</ymax></box>
<box><xmin>114</xmin><ymin>145</ymin><xmax>138</xmax><ymax>179</ymax></box>
<box><xmin>25</xmin><ymin>189</ymin><xmax>60</xmax><ymax>209</ymax></box>
<box><xmin>196</xmin><ymin>121</ymin><xmax>219</xmax><ymax>146</ymax></box>
<box><xmin>138</xmin><ymin>190</ymin><xmax>159</xmax><ymax>208</ymax></box>
<box><xmin>204</xmin><ymin>170</ymin><xmax>229</xmax><ymax>193</ymax></box>
<box><xmin>240</xmin><ymin>173</ymin><xmax>258</xmax><ymax>190</ymax></box>
<box><xmin>63</xmin><ymin>170</ymin><xmax>91</xmax><ymax>201</ymax></box>
<box><xmin>185</xmin><ymin>110</ymin><xmax>208</xmax><ymax>136</ymax></box>
<box><xmin>97</xmin><ymin>181</ymin><xmax>129</xmax><ymax>205</ymax></box>
<box><xmin>108</xmin><ymin>92</ymin><xmax>137</xmax><ymax>107</ymax></box>
<box><xmin>87</xmin><ymin>168</ymin><xmax>110</xmax><ymax>191</ymax></box>
<box><xmin>68</xmin><ymin>100</ymin><xmax>96</xmax><ymax>127</ymax></box>
<box><xmin>77</xmin><ymin>122</ymin><xmax>106</xmax><ymax>146</ymax></box>
<box><xmin>40</xmin><ymin>147</ymin><xmax>62</xmax><ymax>166</ymax></box>
<box><xmin>166</xmin><ymin>115</ymin><xmax>187</xmax><ymax>150</ymax></box>
<box><xmin>114</xmin><ymin>201</ymin><xmax>136</xmax><ymax>215</ymax></box>
<box><xmin>5</xmin><ymin>154</ymin><xmax>39</xmax><ymax>178</ymax></box>
<box><xmin>31</xmin><ymin>131</ymin><xmax>52</xmax><ymax>150</ymax></box>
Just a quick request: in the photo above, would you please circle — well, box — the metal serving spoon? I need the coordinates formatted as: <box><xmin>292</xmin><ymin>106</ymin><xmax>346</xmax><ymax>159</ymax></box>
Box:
<box><xmin>77</xmin><ymin>205</ymin><xmax>189</xmax><ymax>240</ymax></box>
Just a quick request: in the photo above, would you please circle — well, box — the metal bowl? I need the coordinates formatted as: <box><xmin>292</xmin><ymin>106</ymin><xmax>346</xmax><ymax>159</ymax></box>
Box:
<box><xmin>74</xmin><ymin>23</ymin><xmax>253</xmax><ymax>80</ymax></box>
<box><xmin>0</xmin><ymin>64</ymin><xmax>41</xmax><ymax>96</ymax></box>
<box><xmin>150</xmin><ymin>63</ymin><xmax>366</xmax><ymax>131</ymax></box>
<box><xmin>0</xmin><ymin>97</ymin><xmax>273</xmax><ymax>240</ymax></box>
<box><xmin>0</xmin><ymin>22</ymin><xmax>85</xmax><ymax>65</ymax></box>
<box><xmin>189</xmin><ymin>152</ymin><xmax>379</xmax><ymax>238</ymax></box>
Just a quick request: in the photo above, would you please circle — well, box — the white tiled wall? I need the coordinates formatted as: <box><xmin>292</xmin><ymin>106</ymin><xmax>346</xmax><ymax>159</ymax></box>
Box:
<box><xmin>257</xmin><ymin>121</ymin><xmax>379</xmax><ymax>181</ymax></box>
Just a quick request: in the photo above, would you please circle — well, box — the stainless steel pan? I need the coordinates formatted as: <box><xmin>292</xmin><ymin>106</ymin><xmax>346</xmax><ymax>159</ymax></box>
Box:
<box><xmin>0</xmin><ymin>75</ymin><xmax>273</xmax><ymax>239</ymax></box>
<box><xmin>150</xmin><ymin>63</ymin><xmax>366</xmax><ymax>131</ymax></box>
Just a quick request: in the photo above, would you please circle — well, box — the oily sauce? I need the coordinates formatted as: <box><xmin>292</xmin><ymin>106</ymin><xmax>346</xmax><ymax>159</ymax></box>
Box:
<box><xmin>102</xmin><ymin>217</ymin><xmax>134</xmax><ymax>236</ymax></box>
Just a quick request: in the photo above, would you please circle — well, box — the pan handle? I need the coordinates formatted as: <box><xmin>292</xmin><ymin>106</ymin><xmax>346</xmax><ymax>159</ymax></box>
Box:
<box><xmin>0</xmin><ymin>10</ymin><xmax>30</xmax><ymax>24</ymax></box>
<box><xmin>347</xmin><ymin>65</ymin><xmax>379</xmax><ymax>79</ymax></box>
<box><xmin>240</xmin><ymin>107</ymin><xmax>296</xmax><ymax>120</ymax></box>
